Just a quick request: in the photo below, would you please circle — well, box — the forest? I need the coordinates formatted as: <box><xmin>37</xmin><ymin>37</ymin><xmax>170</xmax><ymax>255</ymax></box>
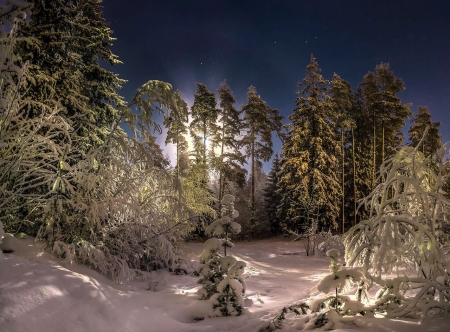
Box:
<box><xmin>1</xmin><ymin>1</ymin><xmax>450</xmax><ymax>331</ymax></box>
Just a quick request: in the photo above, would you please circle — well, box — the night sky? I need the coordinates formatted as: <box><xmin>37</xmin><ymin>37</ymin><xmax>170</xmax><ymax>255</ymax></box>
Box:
<box><xmin>102</xmin><ymin>0</ymin><xmax>450</xmax><ymax>169</ymax></box>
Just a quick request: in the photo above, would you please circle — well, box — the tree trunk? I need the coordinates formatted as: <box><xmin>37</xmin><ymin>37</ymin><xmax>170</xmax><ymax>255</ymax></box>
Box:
<box><xmin>251</xmin><ymin>140</ymin><xmax>255</xmax><ymax>233</ymax></box>
<box><xmin>371</xmin><ymin>111</ymin><xmax>376</xmax><ymax>191</ymax></box>
<box><xmin>352</xmin><ymin>127</ymin><xmax>357</xmax><ymax>227</ymax></box>
<box><xmin>381</xmin><ymin>121</ymin><xmax>385</xmax><ymax>168</ymax></box>
<box><xmin>341</xmin><ymin>129</ymin><xmax>345</xmax><ymax>234</ymax></box>
<box><xmin>219</xmin><ymin>125</ymin><xmax>225</xmax><ymax>205</ymax></box>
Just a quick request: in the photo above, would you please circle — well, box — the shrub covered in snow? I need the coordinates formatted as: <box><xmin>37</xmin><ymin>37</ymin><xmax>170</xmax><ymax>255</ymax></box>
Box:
<box><xmin>0</xmin><ymin>4</ymin><xmax>210</xmax><ymax>283</ymax></box>
<box><xmin>344</xmin><ymin>142</ymin><xmax>450</xmax><ymax>320</ymax></box>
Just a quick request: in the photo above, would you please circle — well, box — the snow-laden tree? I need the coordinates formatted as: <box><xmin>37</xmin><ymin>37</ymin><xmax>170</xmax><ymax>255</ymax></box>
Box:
<box><xmin>279</xmin><ymin>55</ymin><xmax>341</xmax><ymax>232</ymax></box>
<box><xmin>210</xmin><ymin>260</ymin><xmax>246</xmax><ymax>317</ymax></box>
<box><xmin>44</xmin><ymin>81</ymin><xmax>209</xmax><ymax>282</ymax></box>
<box><xmin>1</xmin><ymin>39</ymin><xmax>207</xmax><ymax>283</ymax></box>
<box><xmin>196</xmin><ymin>194</ymin><xmax>246</xmax><ymax>316</ymax></box>
<box><xmin>344</xmin><ymin>134</ymin><xmax>450</xmax><ymax>320</ymax></box>
<box><xmin>16</xmin><ymin>0</ymin><xmax>125</xmax><ymax>153</ymax></box>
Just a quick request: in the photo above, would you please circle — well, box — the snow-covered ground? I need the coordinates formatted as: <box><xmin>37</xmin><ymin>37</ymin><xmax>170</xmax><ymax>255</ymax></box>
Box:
<box><xmin>1</xmin><ymin>235</ymin><xmax>449</xmax><ymax>332</ymax></box>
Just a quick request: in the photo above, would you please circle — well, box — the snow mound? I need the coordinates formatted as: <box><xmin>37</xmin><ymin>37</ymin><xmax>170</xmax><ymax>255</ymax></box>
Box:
<box><xmin>0</xmin><ymin>233</ymin><xmax>24</xmax><ymax>252</ymax></box>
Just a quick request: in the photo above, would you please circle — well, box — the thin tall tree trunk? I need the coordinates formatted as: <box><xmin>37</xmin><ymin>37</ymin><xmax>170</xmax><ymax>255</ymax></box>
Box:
<box><xmin>176</xmin><ymin>135</ymin><xmax>181</xmax><ymax>204</ymax></box>
<box><xmin>176</xmin><ymin>134</ymin><xmax>180</xmax><ymax>180</ymax></box>
<box><xmin>341</xmin><ymin>129</ymin><xmax>345</xmax><ymax>234</ymax></box>
<box><xmin>219</xmin><ymin>125</ymin><xmax>225</xmax><ymax>204</ymax></box>
<box><xmin>371</xmin><ymin>111</ymin><xmax>376</xmax><ymax>191</ymax></box>
<box><xmin>251</xmin><ymin>140</ymin><xmax>255</xmax><ymax>231</ymax></box>
<box><xmin>352</xmin><ymin>127</ymin><xmax>357</xmax><ymax>226</ymax></box>
<box><xmin>381</xmin><ymin>121</ymin><xmax>385</xmax><ymax>166</ymax></box>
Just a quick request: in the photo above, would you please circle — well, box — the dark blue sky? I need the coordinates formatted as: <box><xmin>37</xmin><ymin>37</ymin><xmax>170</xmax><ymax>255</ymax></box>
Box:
<box><xmin>103</xmin><ymin>0</ymin><xmax>450</xmax><ymax>168</ymax></box>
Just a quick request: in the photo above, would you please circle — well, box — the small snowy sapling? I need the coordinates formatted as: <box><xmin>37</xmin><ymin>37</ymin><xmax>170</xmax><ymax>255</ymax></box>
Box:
<box><xmin>197</xmin><ymin>194</ymin><xmax>247</xmax><ymax>316</ymax></box>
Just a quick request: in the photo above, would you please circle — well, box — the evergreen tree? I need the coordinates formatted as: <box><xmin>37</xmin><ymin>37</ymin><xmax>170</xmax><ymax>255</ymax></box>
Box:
<box><xmin>211</xmin><ymin>80</ymin><xmax>246</xmax><ymax>202</ymax></box>
<box><xmin>197</xmin><ymin>194</ymin><xmax>246</xmax><ymax>317</ymax></box>
<box><xmin>163</xmin><ymin>91</ymin><xmax>189</xmax><ymax>179</ymax></box>
<box><xmin>241</xmin><ymin>86</ymin><xmax>282</xmax><ymax>233</ymax></box>
<box><xmin>16</xmin><ymin>0</ymin><xmax>125</xmax><ymax>152</ymax></box>
<box><xmin>360</xmin><ymin>64</ymin><xmax>411</xmax><ymax>188</ymax></box>
<box><xmin>264</xmin><ymin>154</ymin><xmax>283</xmax><ymax>234</ymax></box>
<box><xmin>348</xmin><ymin>88</ymin><xmax>373</xmax><ymax>223</ymax></box>
<box><xmin>143</xmin><ymin>133</ymin><xmax>170</xmax><ymax>170</ymax></box>
<box><xmin>279</xmin><ymin>55</ymin><xmax>340</xmax><ymax>231</ymax></box>
<box><xmin>330</xmin><ymin>74</ymin><xmax>353</xmax><ymax>233</ymax></box>
<box><xmin>408</xmin><ymin>106</ymin><xmax>441</xmax><ymax>159</ymax></box>
<box><xmin>189</xmin><ymin>83</ymin><xmax>218</xmax><ymax>185</ymax></box>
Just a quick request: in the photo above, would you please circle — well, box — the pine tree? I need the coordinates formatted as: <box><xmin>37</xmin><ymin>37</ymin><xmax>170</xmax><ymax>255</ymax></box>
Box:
<box><xmin>163</xmin><ymin>91</ymin><xmax>189</xmax><ymax>179</ymax></box>
<box><xmin>16</xmin><ymin>0</ymin><xmax>125</xmax><ymax>152</ymax></box>
<box><xmin>348</xmin><ymin>87</ymin><xmax>373</xmax><ymax>223</ymax></box>
<box><xmin>408</xmin><ymin>106</ymin><xmax>441</xmax><ymax>160</ymax></box>
<box><xmin>189</xmin><ymin>83</ymin><xmax>218</xmax><ymax>186</ymax></box>
<box><xmin>330</xmin><ymin>74</ymin><xmax>353</xmax><ymax>233</ymax></box>
<box><xmin>279</xmin><ymin>55</ymin><xmax>340</xmax><ymax>231</ymax></box>
<box><xmin>211</xmin><ymin>81</ymin><xmax>246</xmax><ymax>202</ymax></box>
<box><xmin>360</xmin><ymin>64</ymin><xmax>411</xmax><ymax>188</ymax></box>
<box><xmin>264</xmin><ymin>154</ymin><xmax>283</xmax><ymax>234</ymax></box>
<box><xmin>241</xmin><ymin>86</ymin><xmax>282</xmax><ymax>233</ymax></box>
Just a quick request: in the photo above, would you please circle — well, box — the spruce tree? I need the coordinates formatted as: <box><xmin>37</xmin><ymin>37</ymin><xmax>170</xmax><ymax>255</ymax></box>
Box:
<box><xmin>197</xmin><ymin>194</ymin><xmax>246</xmax><ymax>317</ymax></box>
<box><xmin>16</xmin><ymin>0</ymin><xmax>125</xmax><ymax>152</ymax></box>
<box><xmin>264</xmin><ymin>154</ymin><xmax>283</xmax><ymax>234</ymax></box>
<box><xmin>279</xmin><ymin>55</ymin><xmax>340</xmax><ymax>231</ymax></box>
<box><xmin>211</xmin><ymin>80</ymin><xmax>246</xmax><ymax>202</ymax></box>
<box><xmin>408</xmin><ymin>106</ymin><xmax>441</xmax><ymax>160</ymax></box>
<box><xmin>241</xmin><ymin>86</ymin><xmax>282</xmax><ymax>234</ymax></box>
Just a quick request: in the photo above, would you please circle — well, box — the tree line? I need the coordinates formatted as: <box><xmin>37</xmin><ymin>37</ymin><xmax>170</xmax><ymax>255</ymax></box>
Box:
<box><xmin>0</xmin><ymin>1</ymin><xmax>446</xmax><ymax>282</ymax></box>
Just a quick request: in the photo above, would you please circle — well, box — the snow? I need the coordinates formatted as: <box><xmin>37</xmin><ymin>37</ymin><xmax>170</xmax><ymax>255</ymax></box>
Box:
<box><xmin>1</xmin><ymin>236</ymin><xmax>449</xmax><ymax>331</ymax></box>
<box><xmin>0</xmin><ymin>233</ymin><xmax>23</xmax><ymax>252</ymax></box>
<box><xmin>0</xmin><ymin>221</ymin><xmax>4</xmax><ymax>243</ymax></box>
<box><xmin>326</xmin><ymin>249</ymin><xmax>340</xmax><ymax>258</ymax></box>
<box><xmin>221</xmin><ymin>194</ymin><xmax>234</xmax><ymax>205</ymax></box>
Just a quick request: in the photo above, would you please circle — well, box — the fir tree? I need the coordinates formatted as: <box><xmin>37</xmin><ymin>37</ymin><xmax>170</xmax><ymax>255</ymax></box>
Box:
<box><xmin>279</xmin><ymin>55</ymin><xmax>340</xmax><ymax>231</ymax></box>
<box><xmin>241</xmin><ymin>86</ymin><xmax>282</xmax><ymax>234</ymax></box>
<box><xmin>408</xmin><ymin>106</ymin><xmax>441</xmax><ymax>160</ymax></box>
